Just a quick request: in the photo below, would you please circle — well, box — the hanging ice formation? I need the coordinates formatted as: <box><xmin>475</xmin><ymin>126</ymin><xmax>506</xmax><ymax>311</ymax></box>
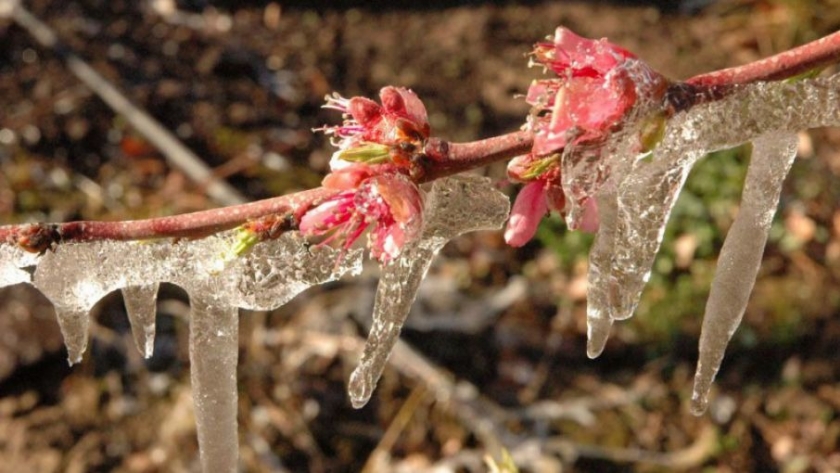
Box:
<box><xmin>348</xmin><ymin>175</ymin><xmax>510</xmax><ymax>408</ymax></box>
<box><xmin>0</xmin><ymin>229</ymin><xmax>363</xmax><ymax>472</ymax></box>
<box><xmin>0</xmin><ymin>174</ymin><xmax>510</xmax><ymax>469</ymax></box>
<box><xmin>569</xmin><ymin>73</ymin><xmax>840</xmax><ymax>413</ymax></box>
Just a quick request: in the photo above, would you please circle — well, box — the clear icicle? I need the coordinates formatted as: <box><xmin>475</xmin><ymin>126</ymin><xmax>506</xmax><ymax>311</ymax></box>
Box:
<box><xmin>122</xmin><ymin>284</ymin><xmax>160</xmax><ymax>358</ymax></box>
<box><xmin>188</xmin><ymin>294</ymin><xmax>239</xmax><ymax>473</ymax></box>
<box><xmin>584</xmin><ymin>190</ymin><xmax>618</xmax><ymax>358</ymax></box>
<box><xmin>691</xmin><ymin>133</ymin><xmax>798</xmax><ymax>415</ymax></box>
<box><xmin>0</xmin><ymin>227</ymin><xmax>361</xmax><ymax>471</ymax></box>
<box><xmin>585</xmin><ymin>143</ymin><xmax>704</xmax><ymax>355</ymax></box>
<box><xmin>348</xmin><ymin>175</ymin><xmax>510</xmax><ymax>408</ymax></box>
<box><xmin>584</xmin><ymin>74</ymin><xmax>840</xmax><ymax>354</ymax></box>
<box><xmin>33</xmin><ymin>242</ymin><xmax>132</xmax><ymax>364</ymax></box>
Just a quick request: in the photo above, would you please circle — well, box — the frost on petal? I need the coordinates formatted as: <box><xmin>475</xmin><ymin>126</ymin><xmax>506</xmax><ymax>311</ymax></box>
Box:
<box><xmin>348</xmin><ymin>175</ymin><xmax>510</xmax><ymax>408</ymax></box>
<box><xmin>505</xmin><ymin>181</ymin><xmax>548</xmax><ymax>247</ymax></box>
<box><xmin>691</xmin><ymin>133</ymin><xmax>798</xmax><ymax>415</ymax></box>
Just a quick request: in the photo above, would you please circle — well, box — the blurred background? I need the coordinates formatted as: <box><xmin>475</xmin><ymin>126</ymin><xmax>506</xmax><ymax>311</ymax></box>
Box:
<box><xmin>1</xmin><ymin>0</ymin><xmax>840</xmax><ymax>471</ymax></box>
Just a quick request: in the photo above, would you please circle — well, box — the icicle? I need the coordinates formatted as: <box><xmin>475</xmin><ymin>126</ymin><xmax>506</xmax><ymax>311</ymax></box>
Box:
<box><xmin>691</xmin><ymin>133</ymin><xmax>798</xmax><ymax>415</ymax></box>
<box><xmin>188</xmin><ymin>293</ymin><xmax>239</xmax><ymax>473</ymax></box>
<box><xmin>33</xmin><ymin>242</ymin><xmax>131</xmax><ymax>364</ymax></box>
<box><xmin>584</xmin><ymin>74</ymin><xmax>840</xmax><ymax>354</ymax></box>
<box><xmin>584</xmin><ymin>139</ymin><xmax>704</xmax><ymax>355</ymax></box>
<box><xmin>348</xmin><ymin>175</ymin><xmax>510</xmax><ymax>408</ymax></box>
<box><xmin>122</xmin><ymin>284</ymin><xmax>160</xmax><ymax>358</ymax></box>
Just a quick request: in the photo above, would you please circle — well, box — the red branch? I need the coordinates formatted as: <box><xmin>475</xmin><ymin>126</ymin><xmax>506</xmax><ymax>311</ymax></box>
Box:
<box><xmin>3</xmin><ymin>31</ymin><xmax>840</xmax><ymax>252</ymax></box>
<box><xmin>0</xmin><ymin>187</ymin><xmax>339</xmax><ymax>251</ymax></box>
<box><xmin>0</xmin><ymin>132</ymin><xmax>534</xmax><ymax>251</ymax></box>
<box><xmin>686</xmin><ymin>30</ymin><xmax>840</xmax><ymax>87</ymax></box>
<box><xmin>421</xmin><ymin>130</ymin><xmax>533</xmax><ymax>182</ymax></box>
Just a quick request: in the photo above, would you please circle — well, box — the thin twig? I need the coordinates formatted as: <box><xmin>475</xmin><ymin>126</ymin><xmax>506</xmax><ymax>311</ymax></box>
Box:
<box><xmin>686</xmin><ymin>30</ymin><xmax>840</xmax><ymax>87</ymax></box>
<box><xmin>7</xmin><ymin>2</ymin><xmax>246</xmax><ymax>206</ymax></box>
<box><xmin>0</xmin><ymin>186</ymin><xmax>338</xmax><ymax>251</ymax></box>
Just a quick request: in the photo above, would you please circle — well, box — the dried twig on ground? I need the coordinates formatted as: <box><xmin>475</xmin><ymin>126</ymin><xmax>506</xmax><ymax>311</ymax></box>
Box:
<box><xmin>3</xmin><ymin>1</ymin><xmax>246</xmax><ymax>206</ymax></box>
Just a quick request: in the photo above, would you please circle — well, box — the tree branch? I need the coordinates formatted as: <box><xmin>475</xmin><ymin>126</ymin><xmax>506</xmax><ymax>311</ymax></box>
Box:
<box><xmin>0</xmin><ymin>131</ymin><xmax>534</xmax><ymax>251</ymax></box>
<box><xmin>686</xmin><ymin>30</ymin><xmax>840</xmax><ymax>87</ymax></box>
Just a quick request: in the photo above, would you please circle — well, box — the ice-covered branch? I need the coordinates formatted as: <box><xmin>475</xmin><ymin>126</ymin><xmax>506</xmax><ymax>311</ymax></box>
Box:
<box><xmin>0</xmin><ymin>230</ymin><xmax>364</xmax><ymax>471</ymax></box>
<box><xmin>581</xmin><ymin>73</ymin><xmax>839</xmax><ymax>410</ymax></box>
<box><xmin>0</xmin><ymin>132</ymin><xmax>532</xmax><ymax>252</ymax></box>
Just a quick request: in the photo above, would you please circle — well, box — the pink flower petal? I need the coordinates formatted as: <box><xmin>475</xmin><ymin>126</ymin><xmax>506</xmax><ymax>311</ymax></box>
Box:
<box><xmin>505</xmin><ymin>181</ymin><xmax>549</xmax><ymax>247</ymax></box>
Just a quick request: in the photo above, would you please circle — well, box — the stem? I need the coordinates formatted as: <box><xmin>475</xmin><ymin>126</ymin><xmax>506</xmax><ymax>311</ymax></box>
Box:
<box><xmin>0</xmin><ymin>131</ymin><xmax>533</xmax><ymax>250</ymax></box>
<box><xmin>0</xmin><ymin>187</ymin><xmax>339</xmax><ymax>251</ymax></box>
<box><xmin>421</xmin><ymin>130</ymin><xmax>533</xmax><ymax>182</ymax></box>
<box><xmin>686</xmin><ymin>30</ymin><xmax>840</xmax><ymax>87</ymax></box>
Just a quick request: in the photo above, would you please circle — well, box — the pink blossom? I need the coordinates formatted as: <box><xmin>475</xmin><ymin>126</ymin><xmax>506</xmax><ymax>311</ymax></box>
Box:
<box><xmin>320</xmin><ymin>86</ymin><xmax>430</xmax><ymax>170</ymax></box>
<box><xmin>503</xmin><ymin>27</ymin><xmax>666</xmax><ymax>246</ymax></box>
<box><xmin>526</xmin><ymin>27</ymin><xmax>666</xmax><ymax>155</ymax></box>
<box><xmin>299</xmin><ymin>173</ymin><xmax>423</xmax><ymax>263</ymax></box>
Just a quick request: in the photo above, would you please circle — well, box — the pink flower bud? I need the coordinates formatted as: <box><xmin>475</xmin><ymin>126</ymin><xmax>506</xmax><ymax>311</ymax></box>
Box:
<box><xmin>526</xmin><ymin>27</ymin><xmax>667</xmax><ymax>156</ymax></box>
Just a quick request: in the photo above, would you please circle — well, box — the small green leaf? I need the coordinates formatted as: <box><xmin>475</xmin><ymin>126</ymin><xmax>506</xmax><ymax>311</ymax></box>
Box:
<box><xmin>337</xmin><ymin>142</ymin><xmax>391</xmax><ymax>164</ymax></box>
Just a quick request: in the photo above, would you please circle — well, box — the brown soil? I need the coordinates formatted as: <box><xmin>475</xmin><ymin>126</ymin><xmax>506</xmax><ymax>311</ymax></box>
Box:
<box><xmin>1</xmin><ymin>0</ymin><xmax>840</xmax><ymax>472</ymax></box>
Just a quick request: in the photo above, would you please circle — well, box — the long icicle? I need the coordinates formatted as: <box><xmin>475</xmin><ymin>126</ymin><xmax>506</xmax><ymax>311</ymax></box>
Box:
<box><xmin>691</xmin><ymin>133</ymin><xmax>798</xmax><ymax>415</ymax></box>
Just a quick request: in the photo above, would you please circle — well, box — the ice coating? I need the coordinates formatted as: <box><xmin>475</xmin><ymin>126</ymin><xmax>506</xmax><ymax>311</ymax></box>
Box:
<box><xmin>347</xmin><ymin>175</ymin><xmax>511</xmax><ymax>408</ymax></box>
<box><xmin>122</xmin><ymin>284</ymin><xmax>160</xmax><ymax>358</ymax></box>
<box><xmin>233</xmin><ymin>232</ymin><xmax>362</xmax><ymax>311</ymax></box>
<box><xmin>583</xmin><ymin>74</ymin><xmax>840</xmax><ymax>356</ymax></box>
<box><xmin>0</xmin><ymin>244</ymin><xmax>39</xmax><ymax>287</ymax></box>
<box><xmin>690</xmin><ymin>133</ymin><xmax>798</xmax><ymax>415</ymax></box>
<box><xmin>0</xmin><ymin>230</ymin><xmax>362</xmax><ymax>470</ymax></box>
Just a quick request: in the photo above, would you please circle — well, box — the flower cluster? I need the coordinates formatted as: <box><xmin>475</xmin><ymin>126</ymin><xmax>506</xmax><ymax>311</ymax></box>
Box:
<box><xmin>299</xmin><ymin>87</ymin><xmax>430</xmax><ymax>263</ymax></box>
<box><xmin>505</xmin><ymin>27</ymin><xmax>667</xmax><ymax>247</ymax></box>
